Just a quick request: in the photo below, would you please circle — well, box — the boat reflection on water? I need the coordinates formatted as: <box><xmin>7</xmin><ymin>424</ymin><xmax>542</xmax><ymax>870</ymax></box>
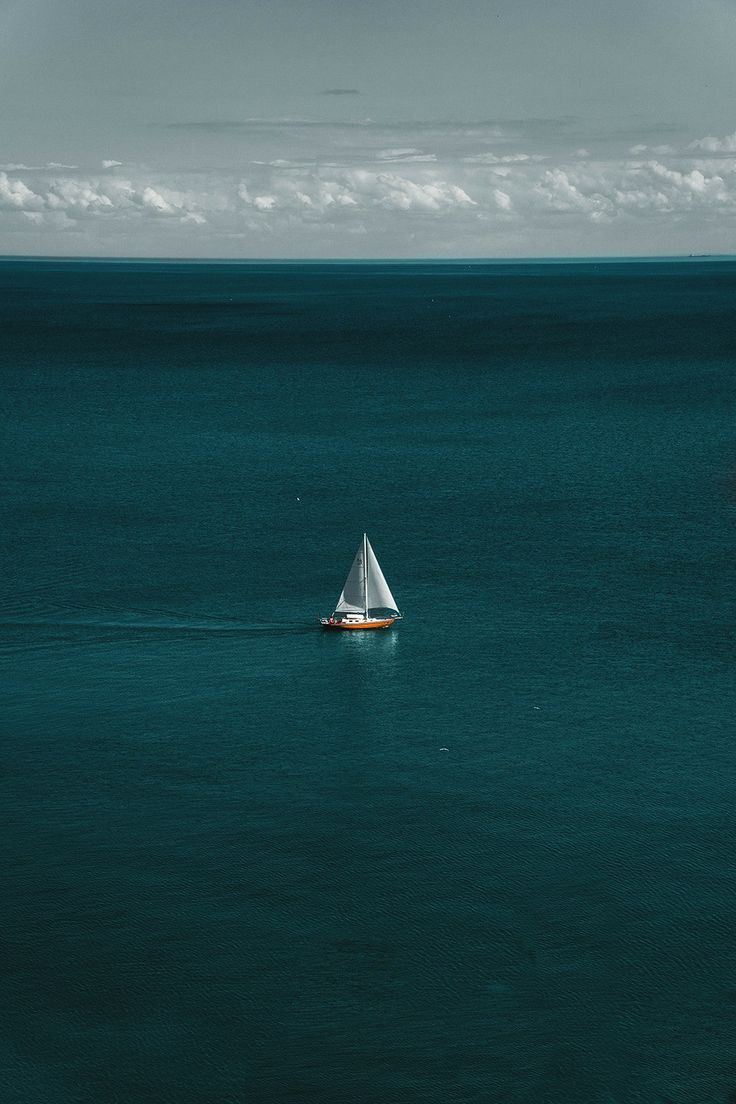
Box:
<box><xmin>325</xmin><ymin>614</ymin><xmax>401</xmax><ymax>695</ymax></box>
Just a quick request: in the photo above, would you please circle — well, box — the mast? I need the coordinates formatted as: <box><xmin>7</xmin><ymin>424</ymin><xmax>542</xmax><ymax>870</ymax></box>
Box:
<box><xmin>363</xmin><ymin>532</ymin><xmax>369</xmax><ymax>619</ymax></box>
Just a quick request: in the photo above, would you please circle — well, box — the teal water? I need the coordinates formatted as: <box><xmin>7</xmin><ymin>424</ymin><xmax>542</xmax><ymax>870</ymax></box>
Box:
<box><xmin>3</xmin><ymin>259</ymin><xmax>736</xmax><ymax>1103</ymax></box>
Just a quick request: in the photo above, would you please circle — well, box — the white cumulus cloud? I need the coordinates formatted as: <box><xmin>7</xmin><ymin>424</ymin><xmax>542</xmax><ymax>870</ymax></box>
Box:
<box><xmin>4</xmin><ymin>131</ymin><xmax>736</xmax><ymax>256</ymax></box>
<box><xmin>141</xmin><ymin>186</ymin><xmax>177</xmax><ymax>214</ymax></box>
<box><xmin>46</xmin><ymin>179</ymin><xmax>115</xmax><ymax>212</ymax></box>
<box><xmin>689</xmin><ymin>130</ymin><xmax>736</xmax><ymax>153</ymax></box>
<box><xmin>537</xmin><ymin>168</ymin><xmax>615</xmax><ymax>222</ymax></box>
<box><xmin>0</xmin><ymin>172</ymin><xmax>43</xmax><ymax>210</ymax></box>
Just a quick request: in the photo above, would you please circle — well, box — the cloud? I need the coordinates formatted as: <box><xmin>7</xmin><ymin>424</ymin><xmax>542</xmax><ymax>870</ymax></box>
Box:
<box><xmin>141</xmin><ymin>186</ymin><xmax>176</xmax><ymax>214</ymax></box>
<box><xmin>3</xmin><ymin>131</ymin><xmax>736</xmax><ymax>256</ymax></box>
<box><xmin>0</xmin><ymin>172</ymin><xmax>43</xmax><ymax>210</ymax></box>
<box><xmin>532</xmin><ymin>159</ymin><xmax>736</xmax><ymax>221</ymax></box>
<box><xmin>166</xmin><ymin>118</ymin><xmax>319</xmax><ymax>132</ymax></box>
<box><xmin>5</xmin><ymin>157</ymin><xmax>735</xmax><ymax>232</ymax></box>
<box><xmin>629</xmin><ymin>143</ymin><xmax>674</xmax><ymax>156</ymax></box>
<box><xmin>689</xmin><ymin>130</ymin><xmax>736</xmax><ymax>154</ymax></box>
<box><xmin>163</xmin><ymin>116</ymin><xmax>574</xmax><ymax>137</ymax></box>
<box><xmin>379</xmin><ymin>148</ymin><xmax>422</xmax><ymax>159</ymax></box>
<box><xmin>1</xmin><ymin>162</ymin><xmax>77</xmax><ymax>171</ymax></box>
<box><xmin>536</xmin><ymin>167</ymin><xmax>615</xmax><ymax>222</ymax></box>
<box><xmin>377</xmin><ymin>148</ymin><xmax>437</xmax><ymax>163</ymax></box>
<box><xmin>0</xmin><ymin>169</ymin><xmax>211</xmax><ymax>227</ymax></box>
<box><xmin>253</xmin><ymin>168</ymin><xmax>475</xmax><ymax>214</ymax></box>
<box><xmin>464</xmin><ymin>152</ymin><xmax>538</xmax><ymax>165</ymax></box>
<box><xmin>312</xmin><ymin>180</ymin><xmax>358</xmax><ymax>208</ymax></box>
<box><xmin>46</xmin><ymin>179</ymin><xmax>115</xmax><ymax>212</ymax></box>
<box><xmin>239</xmin><ymin>184</ymin><xmax>279</xmax><ymax>211</ymax></box>
<box><xmin>371</xmin><ymin>173</ymin><xmax>475</xmax><ymax>211</ymax></box>
<box><xmin>235</xmin><ymin>167</ymin><xmax>476</xmax><ymax>216</ymax></box>
<box><xmin>5</xmin><ymin>156</ymin><xmax>736</xmax><ymax>232</ymax></box>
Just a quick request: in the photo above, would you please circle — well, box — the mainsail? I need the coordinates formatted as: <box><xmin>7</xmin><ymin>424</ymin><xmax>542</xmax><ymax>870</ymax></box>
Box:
<box><xmin>364</xmin><ymin>537</ymin><xmax>400</xmax><ymax>613</ymax></box>
<box><xmin>334</xmin><ymin>544</ymin><xmax>367</xmax><ymax>614</ymax></box>
<box><xmin>334</xmin><ymin>535</ymin><xmax>400</xmax><ymax>616</ymax></box>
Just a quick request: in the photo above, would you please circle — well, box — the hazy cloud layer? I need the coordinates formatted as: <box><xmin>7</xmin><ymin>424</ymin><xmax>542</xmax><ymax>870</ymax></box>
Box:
<box><xmin>3</xmin><ymin>0</ymin><xmax>736</xmax><ymax>255</ymax></box>
<box><xmin>2</xmin><ymin>125</ymin><xmax>736</xmax><ymax>256</ymax></box>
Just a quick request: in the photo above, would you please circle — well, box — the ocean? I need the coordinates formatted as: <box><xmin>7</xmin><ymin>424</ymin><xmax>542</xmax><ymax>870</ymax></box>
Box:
<box><xmin>3</xmin><ymin>258</ymin><xmax>736</xmax><ymax>1103</ymax></box>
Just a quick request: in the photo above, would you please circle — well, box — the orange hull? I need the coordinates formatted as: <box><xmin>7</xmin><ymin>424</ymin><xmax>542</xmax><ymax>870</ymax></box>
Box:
<box><xmin>322</xmin><ymin>618</ymin><xmax>396</xmax><ymax>631</ymax></box>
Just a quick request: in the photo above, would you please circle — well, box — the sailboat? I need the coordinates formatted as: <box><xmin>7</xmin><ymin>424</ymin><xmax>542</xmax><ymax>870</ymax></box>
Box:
<box><xmin>321</xmin><ymin>534</ymin><xmax>402</xmax><ymax>630</ymax></box>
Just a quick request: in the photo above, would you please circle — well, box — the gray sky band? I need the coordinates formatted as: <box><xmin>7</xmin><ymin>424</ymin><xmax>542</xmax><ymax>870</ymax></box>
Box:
<box><xmin>1</xmin><ymin>0</ymin><xmax>735</xmax><ymax>257</ymax></box>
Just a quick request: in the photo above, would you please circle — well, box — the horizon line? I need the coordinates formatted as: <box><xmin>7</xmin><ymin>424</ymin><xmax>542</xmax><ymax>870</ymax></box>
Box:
<box><xmin>0</xmin><ymin>253</ymin><xmax>734</xmax><ymax>265</ymax></box>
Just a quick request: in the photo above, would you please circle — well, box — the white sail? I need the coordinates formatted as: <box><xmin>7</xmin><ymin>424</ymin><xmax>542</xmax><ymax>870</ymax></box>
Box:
<box><xmin>334</xmin><ymin>536</ymin><xmax>400</xmax><ymax>616</ymax></box>
<box><xmin>365</xmin><ymin>537</ymin><xmax>400</xmax><ymax>613</ymax></box>
<box><xmin>334</xmin><ymin>544</ymin><xmax>367</xmax><ymax>613</ymax></box>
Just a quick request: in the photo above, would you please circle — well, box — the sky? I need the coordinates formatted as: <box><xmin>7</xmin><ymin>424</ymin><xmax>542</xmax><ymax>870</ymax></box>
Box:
<box><xmin>1</xmin><ymin>0</ymin><xmax>736</xmax><ymax>257</ymax></box>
